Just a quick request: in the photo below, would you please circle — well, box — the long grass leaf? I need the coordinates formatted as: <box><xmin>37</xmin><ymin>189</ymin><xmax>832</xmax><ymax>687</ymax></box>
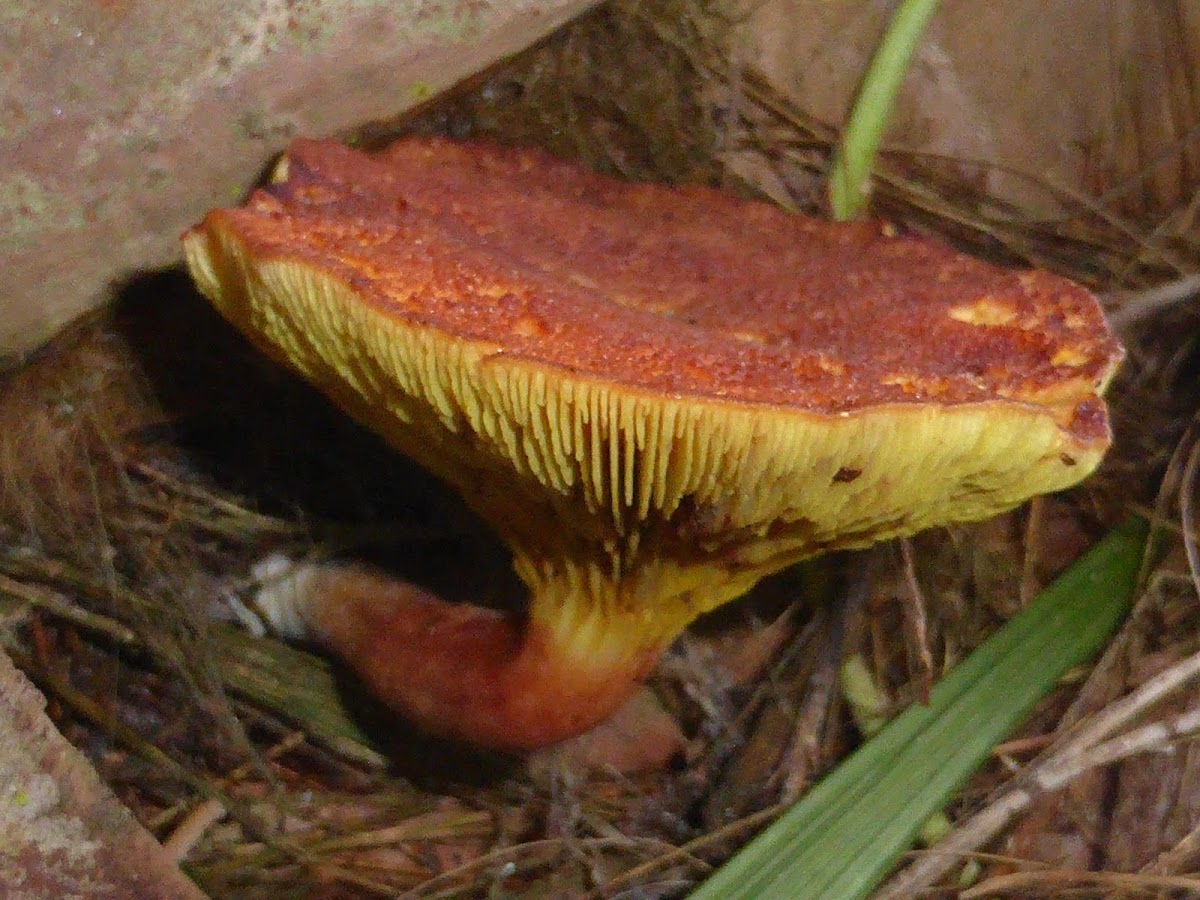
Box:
<box><xmin>828</xmin><ymin>0</ymin><xmax>943</xmax><ymax>220</ymax></box>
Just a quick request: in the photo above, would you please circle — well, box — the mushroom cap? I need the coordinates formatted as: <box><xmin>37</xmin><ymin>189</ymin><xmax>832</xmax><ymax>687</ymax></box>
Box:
<box><xmin>184</xmin><ymin>137</ymin><xmax>1121</xmax><ymax>622</ymax></box>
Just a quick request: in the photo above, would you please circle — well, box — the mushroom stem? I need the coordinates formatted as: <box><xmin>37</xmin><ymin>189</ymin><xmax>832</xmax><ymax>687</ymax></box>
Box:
<box><xmin>255</xmin><ymin>558</ymin><xmax>663</xmax><ymax>751</ymax></box>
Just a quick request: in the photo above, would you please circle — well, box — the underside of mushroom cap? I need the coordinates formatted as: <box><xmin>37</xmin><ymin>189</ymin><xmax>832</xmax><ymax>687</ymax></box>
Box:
<box><xmin>183</xmin><ymin>138</ymin><xmax>1122</xmax><ymax>745</ymax></box>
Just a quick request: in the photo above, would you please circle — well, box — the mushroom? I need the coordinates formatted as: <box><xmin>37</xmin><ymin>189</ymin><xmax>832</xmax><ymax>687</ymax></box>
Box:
<box><xmin>183</xmin><ymin>137</ymin><xmax>1122</xmax><ymax>752</ymax></box>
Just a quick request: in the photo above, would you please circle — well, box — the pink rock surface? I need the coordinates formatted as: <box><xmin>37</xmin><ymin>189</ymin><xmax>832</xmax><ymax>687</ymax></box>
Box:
<box><xmin>0</xmin><ymin>648</ymin><xmax>209</xmax><ymax>898</ymax></box>
<box><xmin>0</xmin><ymin>0</ymin><xmax>595</xmax><ymax>364</ymax></box>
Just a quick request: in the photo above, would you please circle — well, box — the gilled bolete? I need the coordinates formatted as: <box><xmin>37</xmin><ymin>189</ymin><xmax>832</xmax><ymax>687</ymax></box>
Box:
<box><xmin>184</xmin><ymin>138</ymin><xmax>1122</xmax><ymax>751</ymax></box>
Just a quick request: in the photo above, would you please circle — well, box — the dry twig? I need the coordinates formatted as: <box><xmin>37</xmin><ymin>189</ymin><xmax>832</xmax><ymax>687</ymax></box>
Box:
<box><xmin>876</xmin><ymin>643</ymin><xmax>1200</xmax><ymax>898</ymax></box>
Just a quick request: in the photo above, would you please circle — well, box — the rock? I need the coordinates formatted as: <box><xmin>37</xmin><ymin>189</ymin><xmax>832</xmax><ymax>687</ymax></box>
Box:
<box><xmin>0</xmin><ymin>648</ymin><xmax>208</xmax><ymax>898</ymax></box>
<box><xmin>0</xmin><ymin>0</ymin><xmax>597</xmax><ymax>365</ymax></box>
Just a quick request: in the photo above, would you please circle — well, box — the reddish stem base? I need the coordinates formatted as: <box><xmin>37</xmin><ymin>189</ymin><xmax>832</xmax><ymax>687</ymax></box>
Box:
<box><xmin>286</xmin><ymin>563</ymin><xmax>659</xmax><ymax>751</ymax></box>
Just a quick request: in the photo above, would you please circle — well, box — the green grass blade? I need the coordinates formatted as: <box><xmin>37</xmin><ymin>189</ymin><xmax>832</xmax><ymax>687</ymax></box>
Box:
<box><xmin>689</xmin><ymin>517</ymin><xmax>1148</xmax><ymax>900</ymax></box>
<box><xmin>828</xmin><ymin>0</ymin><xmax>943</xmax><ymax>220</ymax></box>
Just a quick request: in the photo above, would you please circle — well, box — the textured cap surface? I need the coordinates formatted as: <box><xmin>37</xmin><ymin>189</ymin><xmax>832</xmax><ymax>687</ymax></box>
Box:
<box><xmin>215</xmin><ymin>138</ymin><xmax>1117</xmax><ymax>418</ymax></box>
